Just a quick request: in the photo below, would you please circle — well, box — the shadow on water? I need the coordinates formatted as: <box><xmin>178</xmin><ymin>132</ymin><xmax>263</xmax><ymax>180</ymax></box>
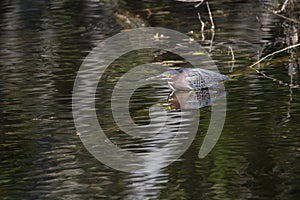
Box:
<box><xmin>0</xmin><ymin>0</ymin><xmax>299</xmax><ymax>199</ymax></box>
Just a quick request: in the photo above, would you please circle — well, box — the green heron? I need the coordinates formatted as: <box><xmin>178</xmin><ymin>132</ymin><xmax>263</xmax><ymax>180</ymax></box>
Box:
<box><xmin>148</xmin><ymin>68</ymin><xmax>229</xmax><ymax>91</ymax></box>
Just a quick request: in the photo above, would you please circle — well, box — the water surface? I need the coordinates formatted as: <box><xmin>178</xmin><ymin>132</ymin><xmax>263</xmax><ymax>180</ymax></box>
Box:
<box><xmin>0</xmin><ymin>0</ymin><xmax>299</xmax><ymax>199</ymax></box>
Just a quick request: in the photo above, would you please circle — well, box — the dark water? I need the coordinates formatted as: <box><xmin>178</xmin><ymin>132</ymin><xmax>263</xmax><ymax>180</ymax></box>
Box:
<box><xmin>0</xmin><ymin>0</ymin><xmax>299</xmax><ymax>199</ymax></box>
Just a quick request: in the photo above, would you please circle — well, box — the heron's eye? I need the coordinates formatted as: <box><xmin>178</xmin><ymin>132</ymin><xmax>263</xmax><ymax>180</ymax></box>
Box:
<box><xmin>165</xmin><ymin>73</ymin><xmax>171</xmax><ymax>78</ymax></box>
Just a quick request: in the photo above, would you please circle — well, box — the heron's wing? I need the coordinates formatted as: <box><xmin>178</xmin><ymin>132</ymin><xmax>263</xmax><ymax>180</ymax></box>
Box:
<box><xmin>185</xmin><ymin>68</ymin><xmax>228</xmax><ymax>89</ymax></box>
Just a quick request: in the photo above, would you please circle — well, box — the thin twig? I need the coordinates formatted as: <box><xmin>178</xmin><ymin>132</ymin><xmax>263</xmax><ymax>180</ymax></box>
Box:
<box><xmin>175</xmin><ymin>0</ymin><xmax>203</xmax><ymax>7</ymax></box>
<box><xmin>250</xmin><ymin>66</ymin><xmax>287</xmax><ymax>85</ymax></box>
<box><xmin>275</xmin><ymin>0</ymin><xmax>290</xmax><ymax>13</ymax></box>
<box><xmin>209</xmin><ymin>31</ymin><xmax>214</xmax><ymax>52</ymax></box>
<box><xmin>145</xmin><ymin>8</ymin><xmax>152</xmax><ymax>19</ymax></box>
<box><xmin>287</xmin><ymin>78</ymin><xmax>293</xmax><ymax>118</ymax></box>
<box><xmin>229</xmin><ymin>61</ymin><xmax>235</xmax><ymax>73</ymax></box>
<box><xmin>272</xmin><ymin>11</ymin><xmax>300</xmax><ymax>24</ymax></box>
<box><xmin>197</xmin><ymin>12</ymin><xmax>205</xmax><ymax>32</ymax></box>
<box><xmin>228</xmin><ymin>46</ymin><xmax>235</xmax><ymax>72</ymax></box>
<box><xmin>206</xmin><ymin>1</ymin><xmax>215</xmax><ymax>30</ymax></box>
<box><xmin>228</xmin><ymin>46</ymin><xmax>235</xmax><ymax>61</ymax></box>
<box><xmin>197</xmin><ymin>12</ymin><xmax>205</xmax><ymax>41</ymax></box>
<box><xmin>270</xmin><ymin>0</ymin><xmax>300</xmax><ymax>24</ymax></box>
<box><xmin>248</xmin><ymin>43</ymin><xmax>300</xmax><ymax>69</ymax></box>
<box><xmin>281</xmin><ymin>0</ymin><xmax>290</xmax><ymax>11</ymax></box>
<box><xmin>248</xmin><ymin>43</ymin><xmax>300</xmax><ymax>88</ymax></box>
<box><xmin>195</xmin><ymin>0</ymin><xmax>204</xmax><ymax>8</ymax></box>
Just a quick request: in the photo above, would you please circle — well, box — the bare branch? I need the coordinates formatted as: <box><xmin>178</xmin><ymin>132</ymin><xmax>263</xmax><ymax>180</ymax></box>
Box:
<box><xmin>195</xmin><ymin>0</ymin><xmax>204</xmax><ymax>8</ymax></box>
<box><xmin>248</xmin><ymin>43</ymin><xmax>300</xmax><ymax>69</ymax></box>
<box><xmin>175</xmin><ymin>0</ymin><xmax>204</xmax><ymax>8</ymax></box>
<box><xmin>197</xmin><ymin>12</ymin><xmax>205</xmax><ymax>32</ymax></box>
<box><xmin>248</xmin><ymin>43</ymin><xmax>300</xmax><ymax>88</ymax></box>
<box><xmin>272</xmin><ymin>11</ymin><xmax>300</xmax><ymax>24</ymax></box>
<box><xmin>206</xmin><ymin>1</ymin><xmax>215</xmax><ymax>30</ymax></box>
<box><xmin>274</xmin><ymin>0</ymin><xmax>290</xmax><ymax>13</ymax></box>
<box><xmin>228</xmin><ymin>46</ymin><xmax>235</xmax><ymax>61</ymax></box>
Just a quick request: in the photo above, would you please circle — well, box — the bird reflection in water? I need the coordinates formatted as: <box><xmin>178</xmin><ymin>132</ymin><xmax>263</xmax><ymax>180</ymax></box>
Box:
<box><xmin>163</xmin><ymin>87</ymin><xmax>227</xmax><ymax>111</ymax></box>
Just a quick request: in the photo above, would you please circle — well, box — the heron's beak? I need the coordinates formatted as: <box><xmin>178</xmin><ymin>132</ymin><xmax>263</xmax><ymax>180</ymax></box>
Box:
<box><xmin>146</xmin><ymin>73</ymin><xmax>172</xmax><ymax>81</ymax></box>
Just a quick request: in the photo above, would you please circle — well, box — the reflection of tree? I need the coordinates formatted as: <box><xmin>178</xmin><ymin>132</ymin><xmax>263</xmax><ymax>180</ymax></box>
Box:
<box><xmin>0</xmin><ymin>0</ymin><xmax>123</xmax><ymax>199</ymax></box>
